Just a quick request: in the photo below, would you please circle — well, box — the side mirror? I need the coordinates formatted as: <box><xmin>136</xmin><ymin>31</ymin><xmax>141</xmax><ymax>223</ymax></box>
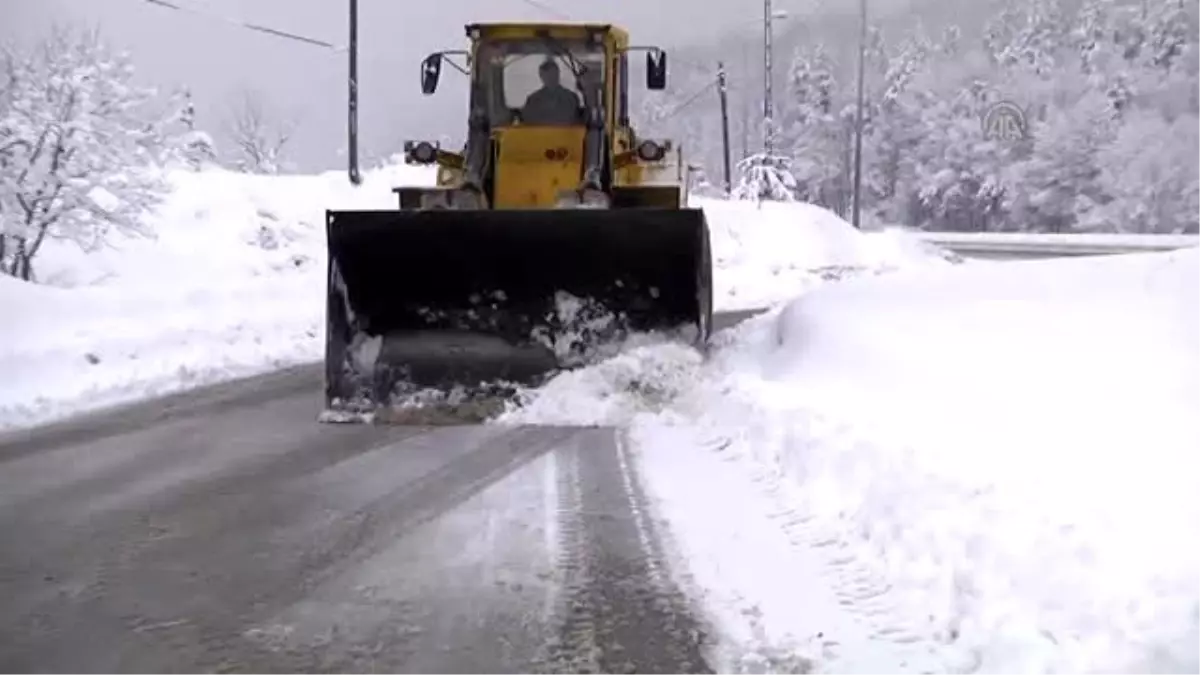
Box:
<box><xmin>646</xmin><ymin>49</ymin><xmax>667</xmax><ymax>90</ymax></box>
<box><xmin>420</xmin><ymin>53</ymin><xmax>443</xmax><ymax>95</ymax></box>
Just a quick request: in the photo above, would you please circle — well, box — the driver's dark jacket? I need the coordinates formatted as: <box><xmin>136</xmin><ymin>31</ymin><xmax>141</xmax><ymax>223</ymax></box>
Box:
<box><xmin>522</xmin><ymin>84</ymin><xmax>582</xmax><ymax>125</ymax></box>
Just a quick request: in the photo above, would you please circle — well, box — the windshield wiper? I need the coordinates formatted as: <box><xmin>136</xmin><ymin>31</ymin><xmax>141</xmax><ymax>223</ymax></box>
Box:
<box><xmin>537</xmin><ymin>33</ymin><xmax>586</xmax><ymax>79</ymax></box>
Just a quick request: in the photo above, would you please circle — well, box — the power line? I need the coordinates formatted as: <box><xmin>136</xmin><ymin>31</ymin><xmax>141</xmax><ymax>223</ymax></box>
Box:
<box><xmin>515</xmin><ymin>0</ymin><xmax>572</xmax><ymax>20</ymax></box>
<box><xmin>507</xmin><ymin>0</ymin><xmax>724</xmax><ymax>127</ymax></box>
<box><xmin>142</xmin><ymin>0</ymin><xmax>342</xmax><ymax>51</ymax></box>
<box><xmin>145</xmin><ymin>0</ymin><xmax>721</xmax><ymax>112</ymax></box>
<box><xmin>510</xmin><ymin>0</ymin><xmax>714</xmax><ymax>77</ymax></box>
<box><xmin>652</xmin><ymin>79</ymin><xmax>719</xmax><ymax>122</ymax></box>
<box><xmin>145</xmin><ymin>0</ymin><xmax>713</xmax><ymax>78</ymax></box>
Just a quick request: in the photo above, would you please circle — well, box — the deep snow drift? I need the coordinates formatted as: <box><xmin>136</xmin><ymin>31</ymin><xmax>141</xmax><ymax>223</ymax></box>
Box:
<box><xmin>498</xmin><ymin>247</ymin><xmax>1200</xmax><ymax>673</ymax></box>
<box><xmin>0</xmin><ymin>166</ymin><xmax>941</xmax><ymax>430</ymax></box>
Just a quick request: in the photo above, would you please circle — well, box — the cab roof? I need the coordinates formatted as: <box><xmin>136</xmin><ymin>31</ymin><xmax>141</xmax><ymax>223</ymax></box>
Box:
<box><xmin>463</xmin><ymin>21</ymin><xmax>629</xmax><ymax>41</ymax></box>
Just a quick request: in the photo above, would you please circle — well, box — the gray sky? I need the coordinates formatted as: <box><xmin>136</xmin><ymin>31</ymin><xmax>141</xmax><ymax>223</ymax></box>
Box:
<box><xmin>0</xmin><ymin>0</ymin><xmax>969</xmax><ymax>170</ymax></box>
<box><xmin>2</xmin><ymin>0</ymin><xmax>781</xmax><ymax>171</ymax></box>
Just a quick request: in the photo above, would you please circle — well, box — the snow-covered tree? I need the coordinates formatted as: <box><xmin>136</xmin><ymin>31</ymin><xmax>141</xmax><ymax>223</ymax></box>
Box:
<box><xmin>1005</xmin><ymin>89</ymin><xmax>1117</xmax><ymax>232</ymax></box>
<box><xmin>866</xmin><ymin>25</ymin><xmax>890</xmax><ymax>78</ymax></box>
<box><xmin>1083</xmin><ymin>108</ymin><xmax>1199</xmax><ymax>233</ymax></box>
<box><xmin>1144</xmin><ymin>41</ymin><xmax>1200</xmax><ymax>119</ymax></box>
<box><xmin>985</xmin><ymin>0</ymin><xmax>1069</xmax><ymax>75</ymax></box>
<box><xmin>732</xmin><ymin>151</ymin><xmax>796</xmax><ymax>202</ymax></box>
<box><xmin>0</xmin><ymin>27</ymin><xmax>174</xmax><ymax>281</ymax></box>
<box><xmin>614</xmin><ymin>0</ymin><xmax>1198</xmax><ymax>235</ymax></box>
<box><xmin>169</xmin><ymin>88</ymin><xmax>217</xmax><ymax>170</ymax></box>
<box><xmin>865</xmin><ymin>34</ymin><xmax>930</xmax><ymax>208</ymax></box>
<box><xmin>782</xmin><ymin>45</ymin><xmax>849</xmax><ymax>210</ymax></box>
<box><xmin>1073</xmin><ymin>0</ymin><xmax>1115</xmax><ymax>74</ymax></box>
<box><xmin>177</xmin><ymin>129</ymin><xmax>218</xmax><ymax>171</ymax></box>
<box><xmin>783</xmin><ymin>44</ymin><xmax>836</xmax><ymax>132</ymax></box>
<box><xmin>1143</xmin><ymin>0</ymin><xmax>1196</xmax><ymax>72</ymax></box>
<box><xmin>687</xmin><ymin>162</ymin><xmax>724</xmax><ymax>198</ymax></box>
<box><xmin>938</xmin><ymin>25</ymin><xmax>962</xmax><ymax>58</ymax></box>
<box><xmin>225</xmin><ymin>89</ymin><xmax>293</xmax><ymax>174</ymax></box>
<box><xmin>983</xmin><ymin>0</ymin><xmax>1025</xmax><ymax>67</ymax></box>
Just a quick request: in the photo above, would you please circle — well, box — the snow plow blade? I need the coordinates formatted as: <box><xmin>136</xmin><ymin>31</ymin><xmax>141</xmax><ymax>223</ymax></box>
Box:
<box><xmin>322</xmin><ymin>207</ymin><xmax>713</xmax><ymax>414</ymax></box>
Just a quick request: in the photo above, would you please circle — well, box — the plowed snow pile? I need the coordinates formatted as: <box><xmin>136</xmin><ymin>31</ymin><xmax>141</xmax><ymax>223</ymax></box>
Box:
<box><xmin>497</xmin><ymin>247</ymin><xmax>1200</xmax><ymax>673</ymax></box>
<box><xmin>1</xmin><ymin>172</ymin><xmax>943</xmax><ymax>431</ymax></box>
<box><xmin>695</xmin><ymin>197</ymin><xmax>950</xmax><ymax>310</ymax></box>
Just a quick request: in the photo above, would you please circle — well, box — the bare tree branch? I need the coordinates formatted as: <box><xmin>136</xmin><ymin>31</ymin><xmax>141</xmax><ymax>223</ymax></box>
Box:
<box><xmin>224</xmin><ymin>89</ymin><xmax>294</xmax><ymax>174</ymax></box>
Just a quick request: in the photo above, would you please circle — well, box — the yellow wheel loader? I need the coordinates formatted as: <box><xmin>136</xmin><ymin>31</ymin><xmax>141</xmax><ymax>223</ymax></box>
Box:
<box><xmin>324</xmin><ymin>17</ymin><xmax>713</xmax><ymax>415</ymax></box>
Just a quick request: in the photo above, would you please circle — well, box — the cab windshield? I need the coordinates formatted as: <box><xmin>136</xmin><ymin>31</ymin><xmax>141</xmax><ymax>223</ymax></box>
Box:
<box><xmin>474</xmin><ymin>38</ymin><xmax>606</xmax><ymax>127</ymax></box>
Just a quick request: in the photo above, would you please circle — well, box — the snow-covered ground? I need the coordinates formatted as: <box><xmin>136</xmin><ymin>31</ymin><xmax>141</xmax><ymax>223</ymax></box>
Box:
<box><xmin>0</xmin><ymin>165</ymin><xmax>411</xmax><ymax>430</ymax></box>
<box><xmin>498</xmin><ymin>247</ymin><xmax>1200</xmax><ymax>673</ymax></box>
<box><xmin>6</xmin><ymin>163</ymin><xmax>1196</xmax><ymax>673</ymax></box>
<box><xmin>0</xmin><ymin>165</ymin><xmax>941</xmax><ymax>430</ymax></box>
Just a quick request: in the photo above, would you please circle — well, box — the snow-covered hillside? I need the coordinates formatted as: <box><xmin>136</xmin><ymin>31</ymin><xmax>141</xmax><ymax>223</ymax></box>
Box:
<box><xmin>499</xmin><ymin>247</ymin><xmax>1200</xmax><ymax>673</ymax></box>
<box><xmin>0</xmin><ymin>166</ymin><xmax>406</xmax><ymax>430</ymax></box>
<box><xmin>0</xmin><ymin>166</ymin><xmax>940</xmax><ymax>430</ymax></box>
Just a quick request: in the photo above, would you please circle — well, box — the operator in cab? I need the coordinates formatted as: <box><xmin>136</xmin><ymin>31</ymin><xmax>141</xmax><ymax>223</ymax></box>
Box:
<box><xmin>521</xmin><ymin>59</ymin><xmax>582</xmax><ymax>125</ymax></box>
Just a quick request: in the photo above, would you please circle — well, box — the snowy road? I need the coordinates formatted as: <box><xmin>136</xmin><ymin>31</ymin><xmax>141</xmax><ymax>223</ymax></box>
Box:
<box><xmin>0</xmin><ymin>310</ymin><xmax>759</xmax><ymax>673</ymax></box>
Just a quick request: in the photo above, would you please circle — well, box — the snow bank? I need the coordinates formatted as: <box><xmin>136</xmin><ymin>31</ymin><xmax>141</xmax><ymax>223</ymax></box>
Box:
<box><xmin>756</xmin><ymin>249</ymin><xmax>1199</xmax><ymax>672</ymax></box>
<box><xmin>499</xmin><ymin>248</ymin><xmax>1200</xmax><ymax>673</ymax></box>
<box><xmin>695</xmin><ymin>197</ymin><xmax>951</xmax><ymax>310</ymax></box>
<box><xmin>0</xmin><ymin>164</ymin><xmax>433</xmax><ymax>430</ymax></box>
<box><xmin>1</xmin><ymin>169</ymin><xmax>942</xmax><ymax>431</ymax></box>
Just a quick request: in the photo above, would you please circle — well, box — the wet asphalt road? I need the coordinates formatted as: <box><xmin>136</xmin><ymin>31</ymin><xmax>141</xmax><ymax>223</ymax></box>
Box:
<box><xmin>0</xmin><ymin>310</ymin><xmax>760</xmax><ymax>673</ymax></box>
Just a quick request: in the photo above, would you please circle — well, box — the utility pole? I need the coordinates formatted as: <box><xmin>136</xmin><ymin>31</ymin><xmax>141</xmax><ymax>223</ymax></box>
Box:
<box><xmin>347</xmin><ymin>0</ymin><xmax>361</xmax><ymax>185</ymax></box>
<box><xmin>850</xmin><ymin>0</ymin><xmax>867</xmax><ymax>228</ymax></box>
<box><xmin>740</xmin><ymin>41</ymin><xmax>751</xmax><ymax>159</ymax></box>
<box><xmin>763</xmin><ymin>0</ymin><xmax>775</xmax><ymax>156</ymax></box>
<box><xmin>717</xmin><ymin>62</ymin><xmax>733</xmax><ymax>195</ymax></box>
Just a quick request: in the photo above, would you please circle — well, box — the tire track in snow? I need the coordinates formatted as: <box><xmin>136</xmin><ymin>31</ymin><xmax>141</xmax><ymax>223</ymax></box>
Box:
<box><xmin>538</xmin><ymin>429</ymin><xmax>712</xmax><ymax>673</ymax></box>
<box><xmin>537</xmin><ymin>439</ymin><xmax>602</xmax><ymax>673</ymax></box>
<box><xmin>633</xmin><ymin>415</ymin><xmax>954</xmax><ymax>674</ymax></box>
<box><xmin>736</xmin><ymin>413</ymin><xmax>953</xmax><ymax>671</ymax></box>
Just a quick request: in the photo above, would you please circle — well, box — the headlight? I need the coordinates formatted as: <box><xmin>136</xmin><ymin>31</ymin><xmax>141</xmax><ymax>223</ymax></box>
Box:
<box><xmin>636</xmin><ymin>139</ymin><xmax>666</xmax><ymax>162</ymax></box>
<box><xmin>405</xmin><ymin>140</ymin><xmax>437</xmax><ymax>165</ymax></box>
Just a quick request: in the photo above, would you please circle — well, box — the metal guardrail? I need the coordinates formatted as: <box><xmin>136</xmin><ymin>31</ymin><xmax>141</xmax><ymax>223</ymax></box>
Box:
<box><xmin>914</xmin><ymin>232</ymin><xmax>1200</xmax><ymax>258</ymax></box>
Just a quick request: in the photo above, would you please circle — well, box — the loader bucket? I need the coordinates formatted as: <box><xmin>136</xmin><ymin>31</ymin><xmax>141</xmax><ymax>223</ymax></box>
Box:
<box><xmin>323</xmin><ymin>207</ymin><xmax>713</xmax><ymax>412</ymax></box>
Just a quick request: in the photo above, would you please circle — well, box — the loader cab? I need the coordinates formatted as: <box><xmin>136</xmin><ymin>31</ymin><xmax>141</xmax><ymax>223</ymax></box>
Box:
<box><xmin>473</xmin><ymin>37</ymin><xmax>606</xmax><ymax>128</ymax></box>
<box><xmin>419</xmin><ymin>24</ymin><xmax>656</xmax><ymax>131</ymax></box>
<box><xmin>410</xmin><ymin>22</ymin><xmax>674</xmax><ymax>210</ymax></box>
